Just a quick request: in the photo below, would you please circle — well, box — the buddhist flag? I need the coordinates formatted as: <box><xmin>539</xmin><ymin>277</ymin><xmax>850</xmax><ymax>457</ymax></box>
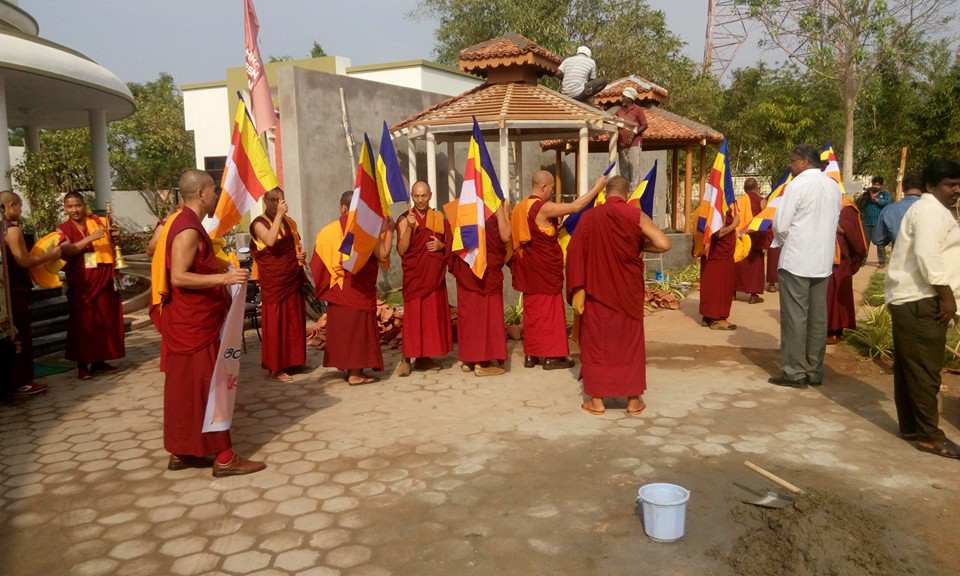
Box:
<box><xmin>452</xmin><ymin>118</ymin><xmax>504</xmax><ymax>278</ymax></box>
<box><xmin>820</xmin><ymin>143</ymin><xmax>846</xmax><ymax>195</ymax></box>
<box><xmin>340</xmin><ymin>134</ymin><xmax>385</xmax><ymax>273</ymax></box>
<box><xmin>206</xmin><ymin>97</ymin><xmax>278</xmax><ymax>239</ymax></box>
<box><xmin>243</xmin><ymin>0</ymin><xmax>277</xmax><ymax>133</ymax></box>
<box><xmin>696</xmin><ymin>139</ymin><xmax>736</xmax><ymax>253</ymax></box>
<box><xmin>29</xmin><ymin>230</ymin><xmax>65</xmax><ymax>289</ymax></box>
<box><xmin>375</xmin><ymin>121</ymin><xmax>409</xmax><ymax>212</ymax></box>
<box><xmin>629</xmin><ymin>161</ymin><xmax>657</xmax><ymax>217</ymax></box>
<box><xmin>747</xmin><ymin>170</ymin><xmax>792</xmax><ymax>232</ymax></box>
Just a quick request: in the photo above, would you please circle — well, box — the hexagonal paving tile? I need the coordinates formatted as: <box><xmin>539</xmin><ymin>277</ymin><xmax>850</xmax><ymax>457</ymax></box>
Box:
<box><xmin>222</xmin><ymin>550</ymin><xmax>271</xmax><ymax>574</ymax></box>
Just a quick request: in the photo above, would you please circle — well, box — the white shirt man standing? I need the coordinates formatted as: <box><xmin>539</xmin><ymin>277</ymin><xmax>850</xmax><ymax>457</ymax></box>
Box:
<box><xmin>558</xmin><ymin>46</ymin><xmax>605</xmax><ymax>102</ymax></box>
<box><xmin>769</xmin><ymin>145</ymin><xmax>841</xmax><ymax>388</ymax></box>
<box><xmin>885</xmin><ymin>158</ymin><xmax>960</xmax><ymax>460</ymax></box>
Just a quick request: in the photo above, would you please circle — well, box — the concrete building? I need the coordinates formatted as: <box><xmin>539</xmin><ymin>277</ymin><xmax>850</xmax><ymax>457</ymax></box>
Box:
<box><xmin>182</xmin><ymin>58</ymin><xmax>482</xmax><ymax>185</ymax></box>
<box><xmin>0</xmin><ymin>0</ymin><xmax>133</xmax><ymax>209</ymax></box>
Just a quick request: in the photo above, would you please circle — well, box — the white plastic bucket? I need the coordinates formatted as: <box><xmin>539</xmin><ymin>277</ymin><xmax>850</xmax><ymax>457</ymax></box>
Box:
<box><xmin>637</xmin><ymin>483</ymin><xmax>690</xmax><ymax>542</ymax></box>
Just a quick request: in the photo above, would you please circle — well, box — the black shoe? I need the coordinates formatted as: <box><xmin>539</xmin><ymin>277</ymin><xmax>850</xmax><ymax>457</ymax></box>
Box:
<box><xmin>543</xmin><ymin>357</ymin><xmax>575</xmax><ymax>370</ymax></box>
<box><xmin>768</xmin><ymin>375</ymin><xmax>807</xmax><ymax>388</ymax></box>
<box><xmin>807</xmin><ymin>379</ymin><xmax>823</xmax><ymax>387</ymax></box>
<box><xmin>524</xmin><ymin>356</ymin><xmax>541</xmax><ymax>368</ymax></box>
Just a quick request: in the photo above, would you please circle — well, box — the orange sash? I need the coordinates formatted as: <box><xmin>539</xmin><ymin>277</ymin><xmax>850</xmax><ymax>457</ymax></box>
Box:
<box><xmin>150</xmin><ymin>210</ymin><xmax>183</xmax><ymax>311</ymax></box>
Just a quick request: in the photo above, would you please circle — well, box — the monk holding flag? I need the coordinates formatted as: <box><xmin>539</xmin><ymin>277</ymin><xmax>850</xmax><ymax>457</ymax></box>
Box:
<box><xmin>311</xmin><ymin>192</ymin><xmax>392</xmax><ymax>385</ymax></box>
<box><xmin>567</xmin><ymin>176</ymin><xmax>671</xmax><ymax>415</ymax></box>
<box><xmin>826</xmin><ymin>195</ymin><xmax>868</xmax><ymax>344</ymax></box>
<box><xmin>697</xmin><ymin>140</ymin><xmax>739</xmax><ymax>330</ymax></box>
<box><xmin>250</xmin><ymin>187</ymin><xmax>306</xmax><ymax>381</ymax></box>
<box><xmin>57</xmin><ymin>191</ymin><xmax>125</xmax><ymax>380</ymax></box>
<box><xmin>734</xmin><ymin>178</ymin><xmax>766</xmax><ymax>304</ymax></box>
<box><xmin>511</xmin><ymin>170</ymin><xmax>605</xmax><ymax>370</ymax></box>
<box><xmin>396</xmin><ymin>182</ymin><xmax>452</xmax><ymax>376</ymax></box>
<box><xmin>153</xmin><ymin>170</ymin><xmax>264</xmax><ymax>477</ymax></box>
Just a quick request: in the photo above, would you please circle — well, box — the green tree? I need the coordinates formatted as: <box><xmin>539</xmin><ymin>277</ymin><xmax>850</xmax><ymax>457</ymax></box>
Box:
<box><xmin>110</xmin><ymin>73</ymin><xmax>195</xmax><ymax>219</ymax></box>
<box><xmin>310</xmin><ymin>41</ymin><xmax>326</xmax><ymax>58</ymax></box>
<box><xmin>742</xmin><ymin>0</ymin><xmax>954</xmax><ymax>186</ymax></box>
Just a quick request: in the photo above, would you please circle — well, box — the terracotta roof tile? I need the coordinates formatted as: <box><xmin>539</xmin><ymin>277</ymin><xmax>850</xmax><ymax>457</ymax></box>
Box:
<box><xmin>458</xmin><ymin>34</ymin><xmax>561</xmax><ymax>77</ymax></box>
<box><xmin>540</xmin><ymin>107</ymin><xmax>723</xmax><ymax>151</ymax></box>
<box><xmin>595</xmin><ymin>75</ymin><xmax>670</xmax><ymax>106</ymax></box>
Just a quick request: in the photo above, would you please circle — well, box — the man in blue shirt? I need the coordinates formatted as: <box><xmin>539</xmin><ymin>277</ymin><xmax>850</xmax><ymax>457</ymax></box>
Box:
<box><xmin>872</xmin><ymin>175</ymin><xmax>923</xmax><ymax>248</ymax></box>
<box><xmin>858</xmin><ymin>176</ymin><xmax>892</xmax><ymax>266</ymax></box>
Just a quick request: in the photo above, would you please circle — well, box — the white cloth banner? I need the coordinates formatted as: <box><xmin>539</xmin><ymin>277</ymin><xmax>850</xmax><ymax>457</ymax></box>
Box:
<box><xmin>202</xmin><ymin>281</ymin><xmax>247</xmax><ymax>433</ymax></box>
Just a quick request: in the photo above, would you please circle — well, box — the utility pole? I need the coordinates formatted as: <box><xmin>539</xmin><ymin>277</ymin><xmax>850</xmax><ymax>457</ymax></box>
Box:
<box><xmin>704</xmin><ymin>0</ymin><xmax>751</xmax><ymax>79</ymax></box>
<box><xmin>703</xmin><ymin>0</ymin><xmax>715</xmax><ymax>75</ymax></box>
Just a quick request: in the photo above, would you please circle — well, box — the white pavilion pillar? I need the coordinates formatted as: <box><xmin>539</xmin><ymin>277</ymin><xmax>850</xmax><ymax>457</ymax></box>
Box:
<box><xmin>498</xmin><ymin>126</ymin><xmax>510</xmax><ymax>203</ymax></box>
<box><xmin>577</xmin><ymin>126</ymin><xmax>589</xmax><ymax>196</ymax></box>
<box><xmin>25</xmin><ymin>126</ymin><xmax>41</xmax><ymax>154</ymax></box>
<box><xmin>407</xmin><ymin>137</ymin><xmax>417</xmax><ymax>189</ymax></box>
<box><xmin>446</xmin><ymin>140</ymin><xmax>456</xmax><ymax>201</ymax></box>
<box><xmin>0</xmin><ymin>77</ymin><xmax>11</xmax><ymax>190</ymax></box>
<box><xmin>89</xmin><ymin>109</ymin><xmax>112</xmax><ymax>211</ymax></box>
<box><xmin>513</xmin><ymin>140</ymin><xmax>523</xmax><ymax>200</ymax></box>
<box><xmin>425</xmin><ymin>130</ymin><xmax>437</xmax><ymax>209</ymax></box>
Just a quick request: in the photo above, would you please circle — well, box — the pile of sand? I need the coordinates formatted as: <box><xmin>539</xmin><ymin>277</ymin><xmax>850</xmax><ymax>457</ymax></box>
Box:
<box><xmin>725</xmin><ymin>490</ymin><xmax>926</xmax><ymax>576</ymax></box>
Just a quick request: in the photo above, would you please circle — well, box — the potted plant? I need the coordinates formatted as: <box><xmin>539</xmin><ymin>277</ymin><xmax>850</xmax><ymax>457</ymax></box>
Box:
<box><xmin>504</xmin><ymin>295</ymin><xmax>523</xmax><ymax>340</ymax></box>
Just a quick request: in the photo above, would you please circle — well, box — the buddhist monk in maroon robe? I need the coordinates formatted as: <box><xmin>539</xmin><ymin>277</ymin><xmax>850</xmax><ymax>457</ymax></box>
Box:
<box><xmin>567</xmin><ymin>176</ymin><xmax>671</xmax><ymax>416</ymax></box>
<box><xmin>699</xmin><ymin>208</ymin><xmax>739</xmax><ymax>330</ymax></box>
<box><xmin>250</xmin><ymin>188</ymin><xmax>307</xmax><ymax>382</ymax></box>
<box><xmin>58</xmin><ymin>191</ymin><xmax>125</xmax><ymax>380</ymax></box>
<box><xmin>155</xmin><ymin>170</ymin><xmax>264</xmax><ymax>477</ymax></box>
<box><xmin>734</xmin><ymin>179</ymin><xmax>766</xmax><ymax>303</ymax></box>
<box><xmin>310</xmin><ymin>191</ymin><xmax>392</xmax><ymax>385</ymax></box>
<box><xmin>396</xmin><ymin>182</ymin><xmax>452</xmax><ymax>376</ymax></box>
<box><xmin>827</xmin><ymin>198</ymin><xmax>868</xmax><ymax>344</ymax></box>
<box><xmin>450</xmin><ymin>203</ymin><xmax>511</xmax><ymax>377</ymax></box>
<box><xmin>510</xmin><ymin>170</ymin><xmax>606</xmax><ymax>370</ymax></box>
<box><xmin>1</xmin><ymin>191</ymin><xmax>60</xmax><ymax>399</ymax></box>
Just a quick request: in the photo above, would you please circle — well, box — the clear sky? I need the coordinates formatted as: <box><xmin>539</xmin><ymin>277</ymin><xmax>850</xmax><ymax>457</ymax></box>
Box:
<box><xmin>23</xmin><ymin>0</ymin><xmax>771</xmax><ymax>85</ymax></box>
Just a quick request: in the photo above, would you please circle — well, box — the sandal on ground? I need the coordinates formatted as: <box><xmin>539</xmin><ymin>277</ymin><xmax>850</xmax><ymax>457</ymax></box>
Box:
<box><xmin>914</xmin><ymin>439</ymin><xmax>960</xmax><ymax>460</ymax></box>
<box><xmin>15</xmin><ymin>382</ymin><xmax>48</xmax><ymax>398</ymax></box>
<box><xmin>708</xmin><ymin>320</ymin><xmax>737</xmax><ymax>331</ymax></box>
<box><xmin>271</xmin><ymin>372</ymin><xmax>294</xmax><ymax>383</ymax></box>
<box><xmin>580</xmin><ymin>402</ymin><xmax>605</xmax><ymax>416</ymax></box>
<box><xmin>626</xmin><ymin>402</ymin><xmax>647</xmax><ymax>417</ymax></box>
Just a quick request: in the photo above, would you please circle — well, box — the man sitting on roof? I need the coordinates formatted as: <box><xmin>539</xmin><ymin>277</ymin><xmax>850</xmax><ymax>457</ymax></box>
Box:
<box><xmin>615</xmin><ymin>87</ymin><xmax>649</xmax><ymax>184</ymax></box>
<box><xmin>559</xmin><ymin>46</ymin><xmax>606</xmax><ymax>102</ymax></box>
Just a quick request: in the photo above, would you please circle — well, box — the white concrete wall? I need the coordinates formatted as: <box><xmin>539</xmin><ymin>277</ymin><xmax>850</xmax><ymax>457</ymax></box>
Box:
<box><xmin>347</xmin><ymin>67</ymin><xmax>425</xmax><ymax>91</ymax></box>
<box><xmin>421</xmin><ymin>67</ymin><xmax>480</xmax><ymax>96</ymax></box>
<box><xmin>333</xmin><ymin>56</ymin><xmax>352</xmax><ymax>75</ymax></box>
<box><xmin>346</xmin><ymin>66</ymin><xmax>481</xmax><ymax>96</ymax></box>
<box><xmin>183</xmin><ymin>85</ymin><xmax>230</xmax><ymax>169</ymax></box>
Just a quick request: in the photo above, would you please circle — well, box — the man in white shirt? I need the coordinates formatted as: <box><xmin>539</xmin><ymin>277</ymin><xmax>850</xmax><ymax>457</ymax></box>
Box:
<box><xmin>769</xmin><ymin>145</ymin><xmax>841</xmax><ymax>387</ymax></box>
<box><xmin>558</xmin><ymin>46</ymin><xmax>606</xmax><ymax>102</ymax></box>
<box><xmin>885</xmin><ymin>158</ymin><xmax>960</xmax><ymax>460</ymax></box>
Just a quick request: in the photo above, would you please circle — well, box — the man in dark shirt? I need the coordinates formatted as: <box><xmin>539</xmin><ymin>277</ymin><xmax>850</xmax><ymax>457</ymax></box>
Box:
<box><xmin>614</xmin><ymin>87</ymin><xmax>648</xmax><ymax>184</ymax></box>
<box><xmin>858</xmin><ymin>175</ymin><xmax>891</xmax><ymax>266</ymax></box>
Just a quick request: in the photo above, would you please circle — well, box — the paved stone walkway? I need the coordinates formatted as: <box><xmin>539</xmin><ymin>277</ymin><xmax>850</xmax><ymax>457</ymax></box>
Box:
<box><xmin>2</xmin><ymin>314</ymin><xmax>958</xmax><ymax>575</ymax></box>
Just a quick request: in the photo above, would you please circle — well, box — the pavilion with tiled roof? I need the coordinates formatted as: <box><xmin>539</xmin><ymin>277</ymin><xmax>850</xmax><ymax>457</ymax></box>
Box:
<box><xmin>391</xmin><ymin>34</ymin><xmax>640</xmax><ymax>201</ymax></box>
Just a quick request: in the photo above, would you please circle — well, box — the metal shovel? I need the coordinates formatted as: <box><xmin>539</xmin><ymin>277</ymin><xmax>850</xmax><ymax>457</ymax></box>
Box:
<box><xmin>734</xmin><ymin>482</ymin><xmax>794</xmax><ymax>509</ymax></box>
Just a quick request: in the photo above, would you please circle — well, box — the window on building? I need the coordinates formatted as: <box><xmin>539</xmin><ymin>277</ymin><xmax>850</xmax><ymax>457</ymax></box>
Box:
<box><xmin>204</xmin><ymin>156</ymin><xmax>227</xmax><ymax>189</ymax></box>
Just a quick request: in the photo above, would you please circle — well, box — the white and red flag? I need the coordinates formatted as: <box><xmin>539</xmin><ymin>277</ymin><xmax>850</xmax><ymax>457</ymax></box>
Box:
<box><xmin>243</xmin><ymin>0</ymin><xmax>277</xmax><ymax>133</ymax></box>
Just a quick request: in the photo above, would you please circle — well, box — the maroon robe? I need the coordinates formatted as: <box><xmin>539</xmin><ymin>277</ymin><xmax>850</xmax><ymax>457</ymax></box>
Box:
<box><xmin>160</xmin><ymin>209</ymin><xmax>231</xmax><ymax>457</ymax></box>
<box><xmin>699</xmin><ymin>211</ymin><xmax>736</xmax><ymax>321</ymax></box>
<box><xmin>58</xmin><ymin>218</ymin><xmax>125</xmax><ymax>365</ymax></box>
<box><xmin>250</xmin><ymin>216</ymin><xmax>306</xmax><ymax>373</ymax></box>
<box><xmin>398</xmin><ymin>208</ymin><xmax>452</xmax><ymax>359</ymax></box>
<box><xmin>310</xmin><ymin>216</ymin><xmax>383</xmax><ymax>371</ymax></box>
<box><xmin>4</xmin><ymin>235</ymin><xmax>33</xmax><ymax>388</ymax></box>
<box><xmin>828</xmin><ymin>205</ymin><xmax>868</xmax><ymax>334</ymax></box>
<box><xmin>451</xmin><ymin>214</ymin><xmax>507</xmax><ymax>363</ymax></box>
<box><xmin>766</xmin><ymin>239</ymin><xmax>781</xmax><ymax>285</ymax></box>
<box><xmin>567</xmin><ymin>197</ymin><xmax>646</xmax><ymax>397</ymax></box>
<box><xmin>510</xmin><ymin>198</ymin><xmax>568</xmax><ymax>357</ymax></box>
<box><xmin>734</xmin><ymin>191</ymin><xmax>766</xmax><ymax>295</ymax></box>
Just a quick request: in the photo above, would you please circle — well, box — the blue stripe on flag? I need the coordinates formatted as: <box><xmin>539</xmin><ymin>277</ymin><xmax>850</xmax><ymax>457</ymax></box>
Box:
<box><xmin>459</xmin><ymin>223</ymin><xmax>479</xmax><ymax>250</ymax></box>
<box><xmin>339</xmin><ymin>231</ymin><xmax>355</xmax><ymax>256</ymax></box>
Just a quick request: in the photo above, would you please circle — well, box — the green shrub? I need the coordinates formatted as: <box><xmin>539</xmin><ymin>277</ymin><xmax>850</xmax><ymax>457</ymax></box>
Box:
<box><xmin>844</xmin><ymin>305</ymin><xmax>894</xmax><ymax>360</ymax></box>
<box><xmin>863</xmin><ymin>271</ymin><xmax>885</xmax><ymax>307</ymax></box>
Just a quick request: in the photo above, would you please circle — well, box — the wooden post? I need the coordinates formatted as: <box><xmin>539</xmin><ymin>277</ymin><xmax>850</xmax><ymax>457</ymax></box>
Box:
<box><xmin>895</xmin><ymin>146</ymin><xmax>908</xmax><ymax>201</ymax></box>
<box><xmin>684</xmin><ymin>146</ymin><xmax>694</xmax><ymax>233</ymax></box>
<box><xmin>695</xmin><ymin>145</ymin><xmax>706</xmax><ymax>233</ymax></box>
<box><xmin>513</xmin><ymin>140</ymin><xmax>523</xmax><ymax>201</ymax></box>
<box><xmin>407</xmin><ymin>137</ymin><xmax>417</xmax><ymax>190</ymax></box>
<box><xmin>554</xmin><ymin>149</ymin><xmax>563</xmax><ymax>203</ymax></box>
<box><xmin>578</xmin><ymin>126</ymin><xmax>589</xmax><ymax>196</ymax></box>
<box><xmin>671</xmin><ymin>148</ymin><xmax>680</xmax><ymax>230</ymax></box>
<box><xmin>446</xmin><ymin>140</ymin><xmax>456</xmax><ymax>204</ymax></box>
<box><xmin>499</xmin><ymin>126</ymin><xmax>510</xmax><ymax>203</ymax></box>
<box><xmin>608</xmin><ymin>131</ymin><xmax>619</xmax><ymax>176</ymax></box>
<box><xmin>426</xmin><ymin>131</ymin><xmax>437</xmax><ymax>209</ymax></box>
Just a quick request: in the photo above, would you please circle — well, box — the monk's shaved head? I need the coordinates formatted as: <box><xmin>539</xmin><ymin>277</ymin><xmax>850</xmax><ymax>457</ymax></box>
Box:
<box><xmin>0</xmin><ymin>190</ymin><xmax>17</xmax><ymax>206</ymax></box>
<box><xmin>531</xmin><ymin>170</ymin><xmax>556</xmax><ymax>200</ymax></box>
<box><xmin>532</xmin><ymin>170</ymin><xmax>554</xmax><ymax>187</ymax></box>
<box><xmin>605</xmin><ymin>176</ymin><xmax>629</xmax><ymax>198</ymax></box>
<box><xmin>340</xmin><ymin>191</ymin><xmax>353</xmax><ymax>208</ymax></box>
<box><xmin>178</xmin><ymin>169</ymin><xmax>215</xmax><ymax>200</ymax></box>
<box><xmin>411</xmin><ymin>181</ymin><xmax>431</xmax><ymax>211</ymax></box>
<box><xmin>1</xmin><ymin>190</ymin><xmax>23</xmax><ymax>221</ymax></box>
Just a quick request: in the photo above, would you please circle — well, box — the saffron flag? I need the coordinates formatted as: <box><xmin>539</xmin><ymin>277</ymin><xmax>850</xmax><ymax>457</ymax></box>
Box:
<box><xmin>339</xmin><ymin>134</ymin><xmax>385</xmax><ymax>273</ymax></box>
<box><xmin>243</xmin><ymin>0</ymin><xmax>277</xmax><ymax>133</ymax></box>
<box><xmin>820</xmin><ymin>144</ymin><xmax>846</xmax><ymax>195</ymax></box>
<box><xmin>451</xmin><ymin>118</ymin><xmax>504</xmax><ymax>278</ymax></box>
<box><xmin>747</xmin><ymin>170</ymin><xmax>792</xmax><ymax>232</ymax></box>
<box><xmin>375</xmin><ymin>121</ymin><xmax>409</xmax><ymax>212</ymax></box>
<box><xmin>206</xmin><ymin>98</ymin><xmax>278</xmax><ymax>239</ymax></box>
<box><xmin>695</xmin><ymin>139</ymin><xmax>736</xmax><ymax>253</ymax></box>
